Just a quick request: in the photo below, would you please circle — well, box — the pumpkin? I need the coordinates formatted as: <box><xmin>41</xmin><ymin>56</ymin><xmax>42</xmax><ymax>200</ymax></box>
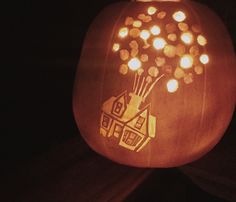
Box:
<box><xmin>73</xmin><ymin>0</ymin><xmax>235</xmax><ymax>167</ymax></box>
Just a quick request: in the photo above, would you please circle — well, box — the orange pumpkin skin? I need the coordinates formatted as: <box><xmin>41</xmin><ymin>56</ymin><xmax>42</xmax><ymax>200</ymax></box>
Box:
<box><xmin>73</xmin><ymin>1</ymin><xmax>236</xmax><ymax>168</ymax></box>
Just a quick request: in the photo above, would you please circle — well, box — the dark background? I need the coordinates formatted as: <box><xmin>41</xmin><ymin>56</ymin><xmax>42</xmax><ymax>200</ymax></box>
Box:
<box><xmin>2</xmin><ymin>0</ymin><xmax>235</xmax><ymax>201</ymax></box>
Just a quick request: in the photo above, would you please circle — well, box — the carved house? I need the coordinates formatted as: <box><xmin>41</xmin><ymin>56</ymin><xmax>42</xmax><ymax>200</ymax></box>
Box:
<box><xmin>100</xmin><ymin>91</ymin><xmax>156</xmax><ymax>152</ymax></box>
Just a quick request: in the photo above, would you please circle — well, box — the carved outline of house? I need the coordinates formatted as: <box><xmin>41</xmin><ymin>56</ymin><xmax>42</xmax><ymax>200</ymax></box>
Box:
<box><xmin>100</xmin><ymin>91</ymin><xmax>156</xmax><ymax>152</ymax></box>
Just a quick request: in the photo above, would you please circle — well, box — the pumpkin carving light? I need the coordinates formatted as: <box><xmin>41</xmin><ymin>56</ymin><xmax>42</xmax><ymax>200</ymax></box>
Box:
<box><xmin>73</xmin><ymin>0</ymin><xmax>235</xmax><ymax>167</ymax></box>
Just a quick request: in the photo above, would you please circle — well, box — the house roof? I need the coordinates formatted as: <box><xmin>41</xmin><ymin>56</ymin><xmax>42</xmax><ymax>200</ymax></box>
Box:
<box><xmin>102</xmin><ymin>92</ymin><xmax>156</xmax><ymax>138</ymax></box>
<box><xmin>126</xmin><ymin>105</ymin><xmax>156</xmax><ymax>138</ymax></box>
<box><xmin>102</xmin><ymin>91</ymin><xmax>127</xmax><ymax>121</ymax></box>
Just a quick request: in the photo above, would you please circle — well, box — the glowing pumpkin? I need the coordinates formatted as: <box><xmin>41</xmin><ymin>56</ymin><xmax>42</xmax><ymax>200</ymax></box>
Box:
<box><xmin>73</xmin><ymin>0</ymin><xmax>235</xmax><ymax>167</ymax></box>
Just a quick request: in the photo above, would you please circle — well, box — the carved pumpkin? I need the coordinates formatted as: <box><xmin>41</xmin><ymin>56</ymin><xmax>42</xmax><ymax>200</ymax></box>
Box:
<box><xmin>73</xmin><ymin>0</ymin><xmax>235</xmax><ymax>167</ymax></box>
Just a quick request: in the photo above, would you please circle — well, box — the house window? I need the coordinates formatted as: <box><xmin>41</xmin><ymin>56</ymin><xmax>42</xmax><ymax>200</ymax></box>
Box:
<box><xmin>135</xmin><ymin>116</ymin><xmax>145</xmax><ymax>129</ymax></box>
<box><xmin>102</xmin><ymin>115</ymin><xmax>110</xmax><ymax>129</ymax></box>
<box><xmin>114</xmin><ymin>102</ymin><xmax>122</xmax><ymax>114</ymax></box>
<box><xmin>123</xmin><ymin>130</ymin><xmax>142</xmax><ymax>146</ymax></box>
<box><xmin>113</xmin><ymin>123</ymin><xmax>122</xmax><ymax>138</ymax></box>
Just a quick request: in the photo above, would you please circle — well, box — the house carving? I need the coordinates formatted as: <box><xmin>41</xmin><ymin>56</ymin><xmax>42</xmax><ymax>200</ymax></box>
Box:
<box><xmin>100</xmin><ymin>91</ymin><xmax>156</xmax><ymax>152</ymax></box>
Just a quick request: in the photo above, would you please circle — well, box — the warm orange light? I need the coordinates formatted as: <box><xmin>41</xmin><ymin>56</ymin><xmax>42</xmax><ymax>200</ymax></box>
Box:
<box><xmin>190</xmin><ymin>45</ymin><xmax>200</xmax><ymax>56</ymax></box>
<box><xmin>181</xmin><ymin>32</ymin><xmax>193</xmax><ymax>44</ymax></box>
<box><xmin>141</xmin><ymin>54</ymin><xmax>149</xmax><ymax>62</ymax></box>
<box><xmin>125</xmin><ymin>17</ymin><xmax>134</xmax><ymax>26</ymax></box>
<box><xmin>140</xmin><ymin>30</ymin><xmax>151</xmax><ymax>40</ymax></box>
<box><xmin>119</xmin><ymin>27</ymin><xmax>129</xmax><ymax>38</ymax></box>
<box><xmin>194</xmin><ymin>65</ymin><xmax>204</xmax><ymax>75</ymax></box>
<box><xmin>165</xmin><ymin>23</ymin><xmax>177</xmax><ymax>33</ymax></box>
<box><xmin>173</xmin><ymin>11</ymin><xmax>186</xmax><ymax>22</ymax></box>
<box><xmin>153</xmin><ymin>37</ymin><xmax>166</xmax><ymax>50</ymax></box>
<box><xmin>174</xmin><ymin>67</ymin><xmax>185</xmax><ymax>79</ymax></box>
<box><xmin>120</xmin><ymin>49</ymin><xmax>129</xmax><ymax>61</ymax></box>
<box><xmin>197</xmin><ymin>35</ymin><xmax>207</xmax><ymax>46</ymax></box>
<box><xmin>176</xmin><ymin>44</ymin><xmax>186</xmax><ymax>56</ymax></box>
<box><xmin>150</xmin><ymin>25</ymin><xmax>161</xmax><ymax>35</ymax></box>
<box><xmin>112</xmin><ymin>43</ymin><xmax>120</xmax><ymax>52</ymax></box>
<box><xmin>178</xmin><ymin>22</ymin><xmax>189</xmax><ymax>32</ymax></box>
<box><xmin>157</xmin><ymin>11</ymin><xmax>166</xmax><ymax>19</ymax></box>
<box><xmin>167</xmin><ymin>79</ymin><xmax>179</xmax><ymax>93</ymax></box>
<box><xmin>180</xmin><ymin>55</ymin><xmax>193</xmax><ymax>69</ymax></box>
<box><xmin>200</xmin><ymin>54</ymin><xmax>209</xmax><ymax>64</ymax></box>
<box><xmin>119</xmin><ymin>64</ymin><xmax>128</xmax><ymax>75</ymax></box>
<box><xmin>133</xmin><ymin>20</ymin><xmax>142</xmax><ymax>28</ymax></box>
<box><xmin>168</xmin><ymin>33</ymin><xmax>177</xmax><ymax>42</ymax></box>
<box><xmin>147</xmin><ymin>6</ymin><xmax>157</xmax><ymax>15</ymax></box>
<box><xmin>155</xmin><ymin>57</ymin><xmax>166</xmax><ymax>67</ymax></box>
<box><xmin>164</xmin><ymin>45</ymin><xmax>176</xmax><ymax>58</ymax></box>
<box><xmin>129</xmin><ymin>28</ymin><xmax>140</xmax><ymax>38</ymax></box>
<box><xmin>128</xmin><ymin>58</ymin><xmax>142</xmax><ymax>71</ymax></box>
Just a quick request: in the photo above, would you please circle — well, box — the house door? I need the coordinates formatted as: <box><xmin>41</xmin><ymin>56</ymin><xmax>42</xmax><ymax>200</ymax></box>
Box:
<box><xmin>113</xmin><ymin>123</ymin><xmax>123</xmax><ymax>138</ymax></box>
